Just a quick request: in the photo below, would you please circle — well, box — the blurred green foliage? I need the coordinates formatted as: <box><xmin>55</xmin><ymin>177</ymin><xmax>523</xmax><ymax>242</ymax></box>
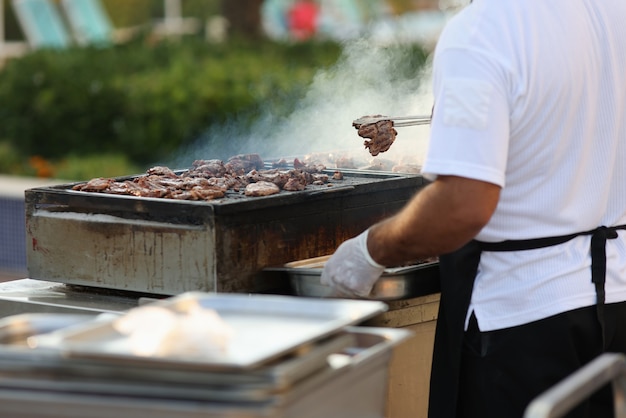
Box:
<box><xmin>0</xmin><ymin>31</ymin><xmax>428</xmax><ymax>180</ymax></box>
<box><xmin>0</xmin><ymin>142</ymin><xmax>23</xmax><ymax>174</ymax></box>
<box><xmin>0</xmin><ymin>36</ymin><xmax>343</xmax><ymax>177</ymax></box>
<box><xmin>102</xmin><ymin>0</ymin><xmax>221</xmax><ymax>27</ymax></box>
<box><xmin>53</xmin><ymin>153</ymin><xmax>144</xmax><ymax>180</ymax></box>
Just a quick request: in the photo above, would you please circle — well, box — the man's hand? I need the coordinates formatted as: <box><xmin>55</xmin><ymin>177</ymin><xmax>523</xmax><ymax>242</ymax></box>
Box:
<box><xmin>320</xmin><ymin>229</ymin><xmax>385</xmax><ymax>298</ymax></box>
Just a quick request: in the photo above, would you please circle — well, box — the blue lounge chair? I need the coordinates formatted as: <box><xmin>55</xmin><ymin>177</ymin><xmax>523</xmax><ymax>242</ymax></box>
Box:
<box><xmin>11</xmin><ymin>0</ymin><xmax>71</xmax><ymax>49</ymax></box>
<box><xmin>60</xmin><ymin>0</ymin><xmax>113</xmax><ymax>47</ymax></box>
<box><xmin>261</xmin><ymin>0</ymin><xmax>292</xmax><ymax>40</ymax></box>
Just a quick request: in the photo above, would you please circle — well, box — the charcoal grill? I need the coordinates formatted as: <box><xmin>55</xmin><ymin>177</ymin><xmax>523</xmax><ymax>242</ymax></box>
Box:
<box><xmin>24</xmin><ymin>168</ymin><xmax>429</xmax><ymax>296</ymax></box>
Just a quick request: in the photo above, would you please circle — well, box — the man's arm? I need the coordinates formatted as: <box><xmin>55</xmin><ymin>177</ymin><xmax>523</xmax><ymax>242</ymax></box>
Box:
<box><xmin>368</xmin><ymin>175</ymin><xmax>501</xmax><ymax>266</ymax></box>
<box><xmin>320</xmin><ymin>175</ymin><xmax>501</xmax><ymax>297</ymax></box>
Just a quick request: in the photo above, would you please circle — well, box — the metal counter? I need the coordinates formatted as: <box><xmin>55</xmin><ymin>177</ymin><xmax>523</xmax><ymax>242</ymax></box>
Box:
<box><xmin>0</xmin><ymin>279</ymin><xmax>139</xmax><ymax>317</ymax></box>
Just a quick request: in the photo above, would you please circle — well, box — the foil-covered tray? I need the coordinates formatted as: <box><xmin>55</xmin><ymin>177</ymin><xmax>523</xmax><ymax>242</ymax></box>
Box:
<box><xmin>268</xmin><ymin>255</ymin><xmax>440</xmax><ymax>301</ymax></box>
<box><xmin>27</xmin><ymin>292</ymin><xmax>387</xmax><ymax>371</ymax></box>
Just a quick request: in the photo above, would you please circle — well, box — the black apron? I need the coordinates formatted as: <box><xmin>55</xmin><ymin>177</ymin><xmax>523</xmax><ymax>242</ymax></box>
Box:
<box><xmin>427</xmin><ymin>224</ymin><xmax>626</xmax><ymax>418</ymax></box>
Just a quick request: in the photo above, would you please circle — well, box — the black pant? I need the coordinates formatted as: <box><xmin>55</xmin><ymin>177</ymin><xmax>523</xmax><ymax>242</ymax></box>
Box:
<box><xmin>457</xmin><ymin>301</ymin><xmax>626</xmax><ymax>418</ymax></box>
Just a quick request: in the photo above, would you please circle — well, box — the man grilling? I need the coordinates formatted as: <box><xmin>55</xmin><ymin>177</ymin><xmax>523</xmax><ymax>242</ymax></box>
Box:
<box><xmin>320</xmin><ymin>0</ymin><xmax>626</xmax><ymax>417</ymax></box>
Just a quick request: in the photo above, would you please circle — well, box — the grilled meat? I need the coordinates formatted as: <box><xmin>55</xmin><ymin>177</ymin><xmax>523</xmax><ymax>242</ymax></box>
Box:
<box><xmin>188</xmin><ymin>159</ymin><xmax>228</xmax><ymax>177</ymax></box>
<box><xmin>80</xmin><ymin>177</ymin><xmax>114</xmax><ymax>191</ymax></box>
<box><xmin>225</xmin><ymin>153</ymin><xmax>265</xmax><ymax>174</ymax></box>
<box><xmin>244</xmin><ymin>181</ymin><xmax>281</xmax><ymax>197</ymax></box>
<box><xmin>71</xmin><ymin>155</ymin><xmax>336</xmax><ymax>202</ymax></box>
<box><xmin>353</xmin><ymin>115</ymin><xmax>398</xmax><ymax>156</ymax></box>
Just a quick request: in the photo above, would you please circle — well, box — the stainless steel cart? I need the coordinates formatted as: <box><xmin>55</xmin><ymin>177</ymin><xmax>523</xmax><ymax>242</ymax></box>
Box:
<box><xmin>0</xmin><ymin>293</ymin><xmax>411</xmax><ymax>418</ymax></box>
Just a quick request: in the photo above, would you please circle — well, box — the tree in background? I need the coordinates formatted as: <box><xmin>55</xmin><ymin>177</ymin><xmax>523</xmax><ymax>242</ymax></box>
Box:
<box><xmin>221</xmin><ymin>0</ymin><xmax>264</xmax><ymax>39</ymax></box>
<box><xmin>102</xmin><ymin>0</ymin><xmax>220</xmax><ymax>27</ymax></box>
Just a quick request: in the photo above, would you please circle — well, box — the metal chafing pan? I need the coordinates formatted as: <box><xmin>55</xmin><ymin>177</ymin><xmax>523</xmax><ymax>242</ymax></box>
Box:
<box><xmin>26</xmin><ymin>292</ymin><xmax>387</xmax><ymax>371</ymax></box>
<box><xmin>0</xmin><ymin>311</ymin><xmax>410</xmax><ymax>409</ymax></box>
<box><xmin>0</xmin><ymin>313</ymin><xmax>97</xmax><ymax>346</ymax></box>
<box><xmin>0</xmin><ymin>327</ymin><xmax>411</xmax><ymax>417</ymax></box>
<box><xmin>0</xmin><ymin>312</ymin><xmax>357</xmax><ymax>403</ymax></box>
<box><xmin>267</xmin><ymin>255</ymin><xmax>440</xmax><ymax>301</ymax></box>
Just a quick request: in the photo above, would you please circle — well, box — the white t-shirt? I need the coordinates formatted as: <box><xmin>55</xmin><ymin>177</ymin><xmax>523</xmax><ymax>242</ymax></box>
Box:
<box><xmin>421</xmin><ymin>0</ymin><xmax>626</xmax><ymax>331</ymax></box>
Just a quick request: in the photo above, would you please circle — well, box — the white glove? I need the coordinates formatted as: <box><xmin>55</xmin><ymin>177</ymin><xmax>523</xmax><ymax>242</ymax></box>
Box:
<box><xmin>321</xmin><ymin>229</ymin><xmax>386</xmax><ymax>298</ymax></box>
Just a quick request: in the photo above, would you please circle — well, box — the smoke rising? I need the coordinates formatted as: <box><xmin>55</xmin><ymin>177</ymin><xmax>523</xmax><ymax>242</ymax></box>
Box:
<box><xmin>168</xmin><ymin>37</ymin><xmax>435</xmax><ymax>169</ymax></box>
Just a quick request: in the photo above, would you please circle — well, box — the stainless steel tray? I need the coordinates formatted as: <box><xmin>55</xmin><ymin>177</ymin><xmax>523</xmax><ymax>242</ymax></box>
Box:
<box><xmin>27</xmin><ymin>292</ymin><xmax>387</xmax><ymax>370</ymax></box>
<box><xmin>0</xmin><ymin>327</ymin><xmax>412</xmax><ymax>418</ymax></box>
<box><xmin>268</xmin><ymin>255</ymin><xmax>440</xmax><ymax>301</ymax></box>
<box><xmin>0</xmin><ymin>312</ymin><xmax>410</xmax><ymax>407</ymax></box>
<box><xmin>0</xmin><ymin>312</ymin><xmax>354</xmax><ymax>392</ymax></box>
<box><xmin>0</xmin><ymin>313</ymin><xmax>96</xmax><ymax>346</ymax></box>
<box><xmin>0</xmin><ymin>334</ymin><xmax>357</xmax><ymax>404</ymax></box>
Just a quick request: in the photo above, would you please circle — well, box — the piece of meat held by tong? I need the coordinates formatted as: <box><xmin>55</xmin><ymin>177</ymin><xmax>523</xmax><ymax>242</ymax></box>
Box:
<box><xmin>353</xmin><ymin>114</ymin><xmax>431</xmax><ymax>156</ymax></box>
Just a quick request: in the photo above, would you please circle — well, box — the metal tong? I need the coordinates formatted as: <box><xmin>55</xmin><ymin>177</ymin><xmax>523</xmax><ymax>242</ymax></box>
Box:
<box><xmin>352</xmin><ymin>115</ymin><xmax>432</xmax><ymax>128</ymax></box>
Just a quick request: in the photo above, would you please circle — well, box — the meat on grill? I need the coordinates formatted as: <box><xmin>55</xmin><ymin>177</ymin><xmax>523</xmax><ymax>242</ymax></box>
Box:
<box><xmin>246</xmin><ymin>169</ymin><xmax>292</xmax><ymax>188</ymax></box>
<box><xmin>305</xmin><ymin>153</ymin><xmax>419</xmax><ymax>173</ymax></box>
<box><xmin>244</xmin><ymin>181</ymin><xmax>280</xmax><ymax>197</ymax></box>
<box><xmin>353</xmin><ymin>115</ymin><xmax>398</xmax><ymax>157</ymax></box>
<box><xmin>189</xmin><ymin>159</ymin><xmax>228</xmax><ymax>177</ymax></box>
<box><xmin>225</xmin><ymin>154</ymin><xmax>265</xmax><ymax>174</ymax></box>
<box><xmin>303</xmin><ymin>151</ymin><xmax>421</xmax><ymax>174</ymax></box>
<box><xmin>80</xmin><ymin>177</ymin><xmax>114</xmax><ymax>191</ymax></box>
<box><xmin>72</xmin><ymin>154</ymin><xmax>335</xmax><ymax>202</ymax></box>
